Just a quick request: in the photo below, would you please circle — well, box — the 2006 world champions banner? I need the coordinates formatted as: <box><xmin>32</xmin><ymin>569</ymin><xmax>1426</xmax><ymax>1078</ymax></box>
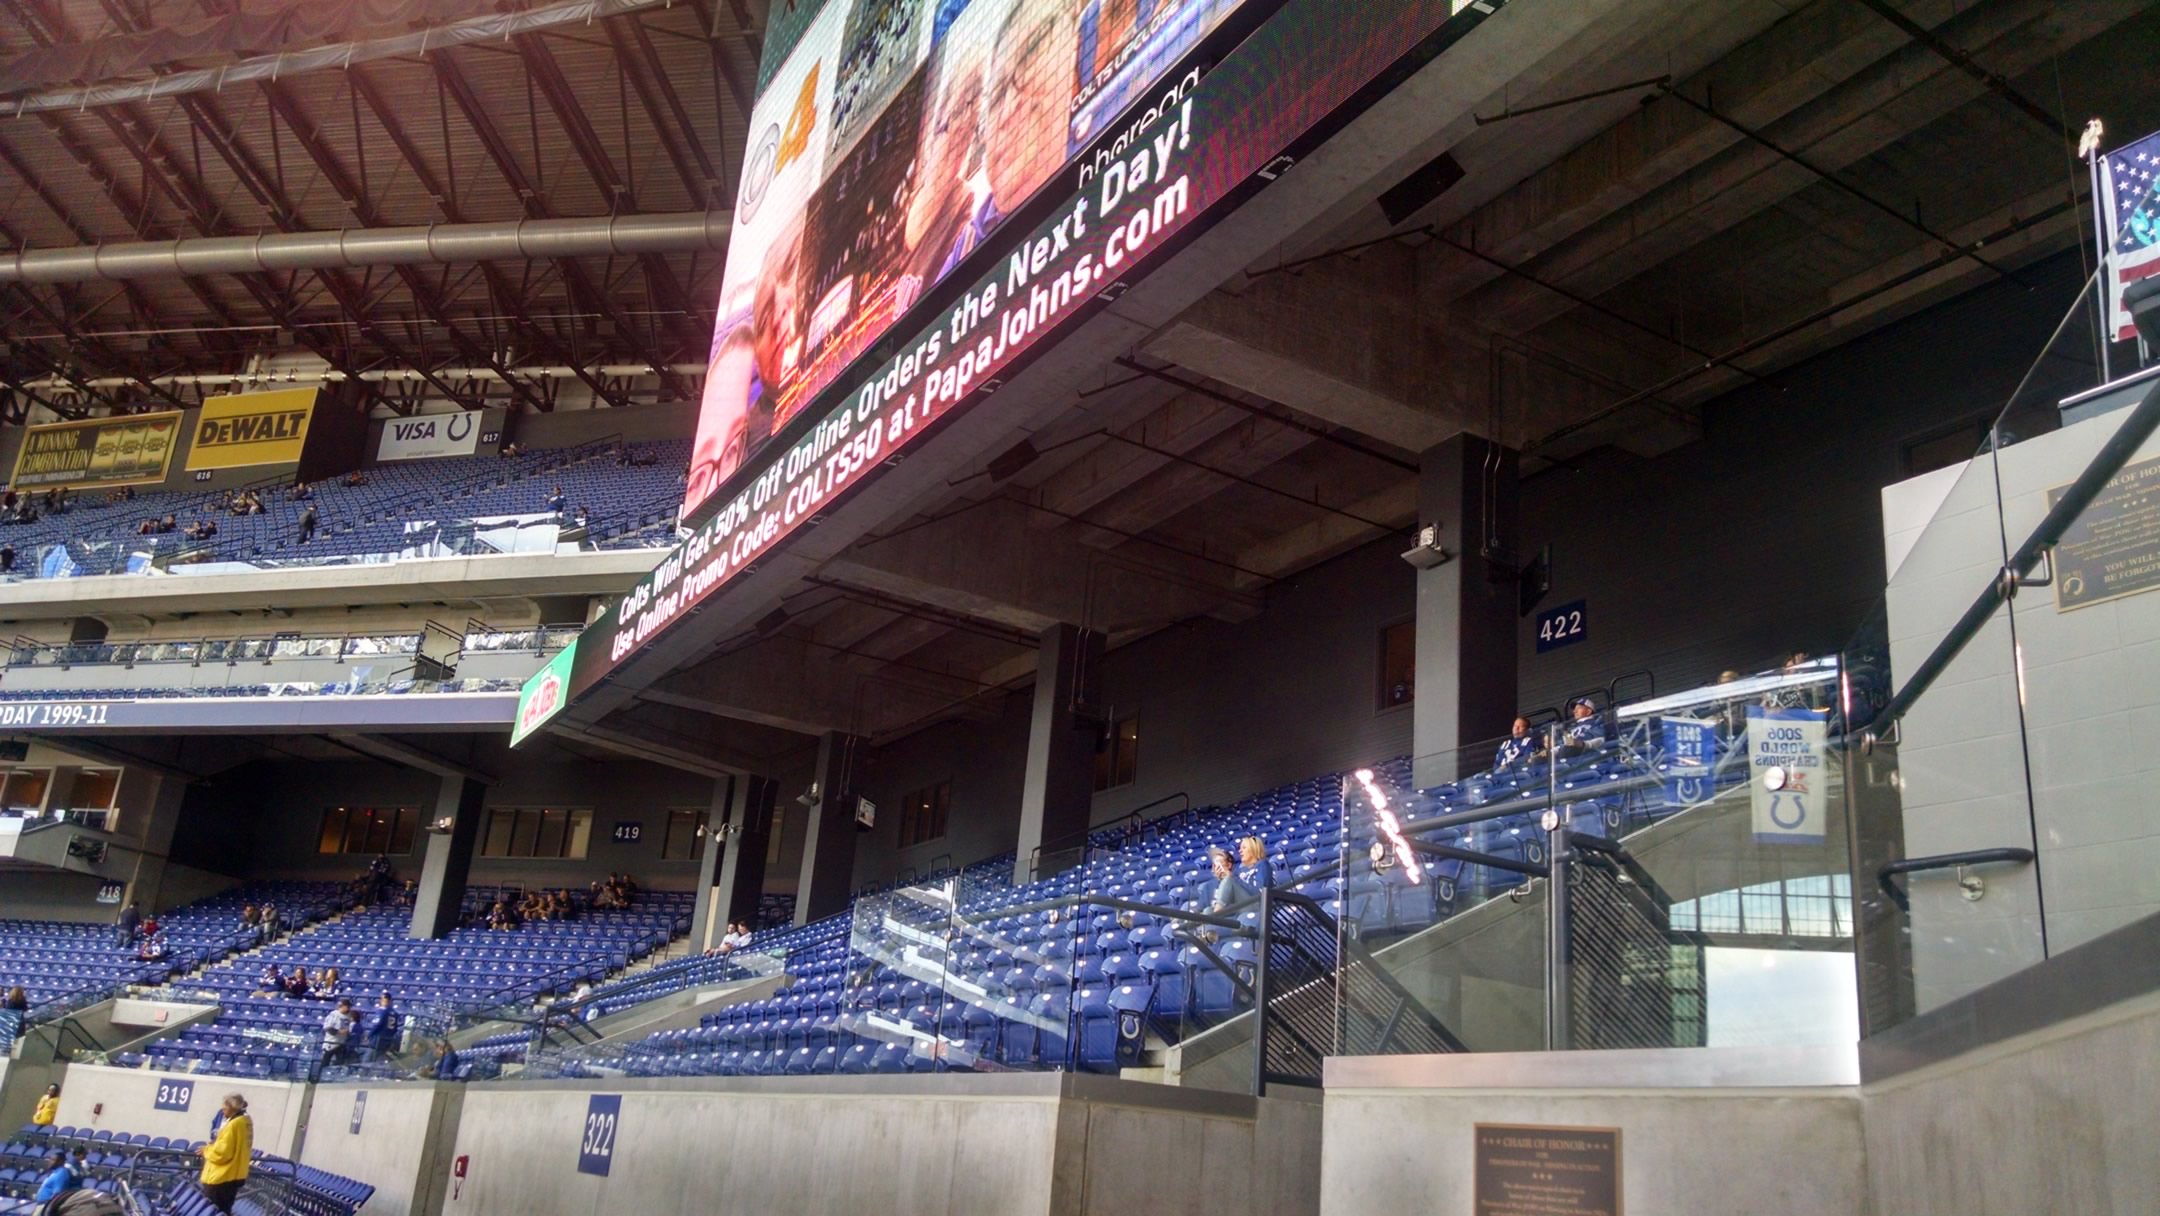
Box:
<box><xmin>1746</xmin><ymin>706</ymin><xmax>1828</xmax><ymax>845</ymax></box>
<box><xmin>519</xmin><ymin>0</ymin><xmax>1512</xmax><ymax>739</ymax></box>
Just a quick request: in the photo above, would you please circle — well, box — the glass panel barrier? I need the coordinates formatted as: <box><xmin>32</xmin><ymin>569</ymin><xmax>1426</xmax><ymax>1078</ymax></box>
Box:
<box><xmin>1844</xmin><ymin>292</ymin><xmax>2148</xmax><ymax>1034</ymax></box>
<box><xmin>1324</xmin><ymin>657</ymin><xmax>1864</xmax><ymax>1068</ymax></box>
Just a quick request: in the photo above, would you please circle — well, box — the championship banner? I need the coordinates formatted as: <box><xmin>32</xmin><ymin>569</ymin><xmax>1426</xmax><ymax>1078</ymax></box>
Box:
<box><xmin>9</xmin><ymin>411</ymin><xmax>183</xmax><ymax>491</ymax></box>
<box><xmin>1746</xmin><ymin>706</ymin><xmax>1828</xmax><ymax>845</ymax></box>
<box><xmin>378</xmin><ymin>411</ymin><xmax>481</xmax><ymax>462</ymax></box>
<box><xmin>1659</xmin><ymin>715</ymin><xmax>1717</xmax><ymax>809</ymax></box>
<box><xmin>184</xmin><ymin>387</ymin><xmax>317</xmax><ymax>471</ymax></box>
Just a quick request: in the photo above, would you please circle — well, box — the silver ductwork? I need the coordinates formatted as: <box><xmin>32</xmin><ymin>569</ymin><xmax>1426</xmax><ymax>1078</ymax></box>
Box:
<box><xmin>0</xmin><ymin>212</ymin><xmax>732</xmax><ymax>283</ymax></box>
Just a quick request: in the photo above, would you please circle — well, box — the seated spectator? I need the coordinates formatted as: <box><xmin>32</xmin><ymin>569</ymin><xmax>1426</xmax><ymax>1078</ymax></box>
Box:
<box><xmin>1235</xmin><ymin>836</ymin><xmax>1274</xmax><ymax>895</ymax></box>
<box><xmin>1555</xmin><ymin>698</ymin><xmax>1607</xmax><ymax>759</ymax></box>
<box><xmin>283</xmin><ymin>968</ymin><xmax>311</xmax><ymax>1000</ymax></box>
<box><xmin>158</xmin><ymin>513</ymin><xmax>178</xmax><ymax>534</ymax></box>
<box><xmin>33</xmin><ymin>1083</ymin><xmax>59</xmax><ymax>1126</ymax></box>
<box><xmin>422</xmin><ymin>1037</ymin><xmax>461</xmax><ymax>1079</ymax></box>
<box><xmin>32</xmin><ymin>1149</ymin><xmax>80</xmax><ymax>1204</ymax></box>
<box><xmin>320</xmin><ymin>999</ymin><xmax>356</xmax><ymax>1063</ymax></box>
<box><xmin>343</xmin><ymin>470</ymin><xmax>368</xmax><ymax>487</ymax></box>
<box><xmin>721</xmin><ymin>921</ymin><xmax>753</xmax><ymax>953</ymax></box>
<box><xmin>554</xmin><ymin>888</ymin><xmax>578</xmax><ymax>922</ymax></box>
<box><xmin>261</xmin><ymin>903</ymin><xmax>281</xmax><ymax>936</ymax></box>
<box><xmin>500</xmin><ymin>441</ymin><xmax>523</xmax><ymax>458</ymax></box>
<box><xmin>290</xmin><ymin>481</ymin><xmax>314</xmax><ymax>501</ymax></box>
<box><xmin>256</xmin><ymin>963</ymin><xmax>283</xmax><ymax>994</ymax></box>
<box><xmin>316</xmin><ymin>967</ymin><xmax>342</xmax><ymax>999</ymax></box>
<box><xmin>4</xmin><ymin>985</ymin><xmax>27</xmax><ymax>1012</ymax></box>
<box><xmin>487</xmin><ymin>900</ymin><xmax>520</xmax><ymax>931</ymax></box>
<box><xmin>1202</xmin><ymin>847</ymin><xmax>1237</xmax><ymax>914</ymax></box>
<box><xmin>136</xmin><ymin>931</ymin><xmax>167</xmax><ymax>962</ymax></box>
<box><xmin>1492</xmin><ymin>716</ymin><xmax>1541</xmax><ymax>771</ymax></box>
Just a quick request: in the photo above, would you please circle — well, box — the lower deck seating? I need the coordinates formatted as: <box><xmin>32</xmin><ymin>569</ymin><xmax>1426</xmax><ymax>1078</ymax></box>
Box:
<box><xmin>0</xmin><ymin>1124</ymin><xmax>369</xmax><ymax>1216</ymax></box>
<box><xmin>136</xmin><ymin>891</ymin><xmax>692</xmax><ymax>1079</ymax></box>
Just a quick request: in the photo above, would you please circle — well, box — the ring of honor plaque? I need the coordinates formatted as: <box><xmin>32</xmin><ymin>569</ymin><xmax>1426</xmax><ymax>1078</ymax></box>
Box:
<box><xmin>2050</xmin><ymin>454</ymin><xmax>2160</xmax><ymax>612</ymax></box>
<box><xmin>1475</xmin><ymin>1123</ymin><xmax>1621</xmax><ymax>1215</ymax></box>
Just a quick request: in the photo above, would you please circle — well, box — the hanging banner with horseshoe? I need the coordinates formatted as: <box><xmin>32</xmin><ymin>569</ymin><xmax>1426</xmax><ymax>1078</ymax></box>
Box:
<box><xmin>1747</xmin><ymin>705</ymin><xmax>1827</xmax><ymax>844</ymax></box>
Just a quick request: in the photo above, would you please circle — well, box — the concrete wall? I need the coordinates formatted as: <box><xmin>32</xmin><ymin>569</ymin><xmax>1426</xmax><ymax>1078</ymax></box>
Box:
<box><xmin>1514</xmin><ymin>251</ymin><xmax>2088</xmax><ymax>713</ymax></box>
<box><xmin>51</xmin><ymin>1062</ymin><xmax>309</xmax><ymax>1156</ymax></box>
<box><xmin>1882</xmin><ymin>404</ymin><xmax>2160</xmax><ymax>1010</ymax></box>
<box><xmin>0</xmin><ymin>868</ymin><xmax>120</xmax><ymax>922</ymax></box>
<box><xmin>508</xmin><ymin>401</ymin><xmax>697</xmax><ymax>451</ymax></box>
<box><xmin>1323</xmin><ymin>1047</ymin><xmax>1868</xmax><ymax>1216</ymax></box>
<box><xmin>437</xmin><ymin>1074</ymin><xmax>1320</xmax><ymax>1216</ymax></box>
<box><xmin>173</xmin><ymin>755</ymin><xmax>718</xmax><ymax>891</ymax></box>
<box><xmin>299</xmin><ymin>1082</ymin><xmax>464</xmax><ymax>1216</ymax></box>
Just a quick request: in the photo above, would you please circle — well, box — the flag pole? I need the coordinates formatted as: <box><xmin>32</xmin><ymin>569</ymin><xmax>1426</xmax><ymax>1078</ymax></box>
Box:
<box><xmin>2080</xmin><ymin>118</ymin><xmax>2113</xmax><ymax>383</ymax></box>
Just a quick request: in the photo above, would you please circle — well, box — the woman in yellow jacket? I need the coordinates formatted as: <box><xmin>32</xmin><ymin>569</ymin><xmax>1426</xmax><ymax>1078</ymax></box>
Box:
<box><xmin>196</xmin><ymin>1093</ymin><xmax>252</xmax><ymax>1214</ymax></box>
<box><xmin>31</xmin><ymin>1083</ymin><xmax>58</xmax><ymax>1126</ymax></box>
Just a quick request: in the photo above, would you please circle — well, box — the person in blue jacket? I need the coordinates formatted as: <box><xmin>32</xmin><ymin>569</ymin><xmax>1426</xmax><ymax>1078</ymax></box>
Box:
<box><xmin>33</xmin><ymin>1150</ymin><xmax>80</xmax><ymax>1203</ymax></box>
<box><xmin>1234</xmin><ymin>837</ymin><xmax>1275</xmax><ymax>897</ymax></box>
<box><xmin>1493</xmin><ymin>717</ymin><xmax>1541</xmax><ymax>771</ymax></box>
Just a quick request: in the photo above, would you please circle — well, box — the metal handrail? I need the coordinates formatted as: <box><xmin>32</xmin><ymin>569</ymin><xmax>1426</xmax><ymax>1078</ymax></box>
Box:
<box><xmin>1027</xmin><ymin>791</ymin><xmax>1194</xmax><ymax>878</ymax></box>
<box><xmin>1865</xmin><ymin>380</ymin><xmax>2160</xmax><ymax>739</ymax></box>
<box><xmin>1876</xmin><ymin>847</ymin><xmax>2036</xmax><ymax>912</ymax></box>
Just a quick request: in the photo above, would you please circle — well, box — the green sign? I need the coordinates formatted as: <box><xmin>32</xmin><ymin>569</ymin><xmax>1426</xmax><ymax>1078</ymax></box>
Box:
<box><xmin>511</xmin><ymin>638</ymin><xmax>578</xmax><ymax>747</ymax></box>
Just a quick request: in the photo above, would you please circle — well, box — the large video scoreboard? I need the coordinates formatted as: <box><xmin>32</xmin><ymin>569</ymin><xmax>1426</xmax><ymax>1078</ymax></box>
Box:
<box><xmin>516</xmin><ymin>0</ymin><xmax>1507</xmax><ymax>743</ymax></box>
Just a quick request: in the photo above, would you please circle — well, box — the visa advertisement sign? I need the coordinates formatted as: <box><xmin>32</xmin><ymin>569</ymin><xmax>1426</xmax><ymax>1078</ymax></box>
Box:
<box><xmin>511</xmin><ymin>638</ymin><xmax>578</xmax><ymax>747</ymax></box>
<box><xmin>378</xmin><ymin>411</ymin><xmax>482</xmax><ymax>462</ymax></box>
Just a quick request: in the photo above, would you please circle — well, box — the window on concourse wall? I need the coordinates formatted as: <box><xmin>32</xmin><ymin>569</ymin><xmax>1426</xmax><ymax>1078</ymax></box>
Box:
<box><xmin>317</xmin><ymin>806</ymin><xmax>421</xmax><ymax>855</ymax></box>
<box><xmin>0</xmin><ymin>768</ymin><xmax>50</xmax><ymax>814</ymax></box>
<box><xmin>662</xmin><ymin>807</ymin><xmax>705</xmax><ymax>861</ymax></box>
<box><xmin>1093</xmin><ymin>713</ymin><xmax>1139</xmax><ymax>792</ymax></box>
<box><xmin>479</xmin><ymin>806</ymin><xmax>594</xmax><ymax>860</ymax></box>
<box><xmin>1378</xmin><ymin>619</ymin><xmax>1416</xmax><ymax>711</ymax></box>
<box><xmin>898</xmin><ymin>782</ymin><xmax>951</xmax><ymax>848</ymax></box>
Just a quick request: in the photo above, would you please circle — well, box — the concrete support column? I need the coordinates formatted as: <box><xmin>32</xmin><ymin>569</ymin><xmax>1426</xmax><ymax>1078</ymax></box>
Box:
<box><xmin>125</xmin><ymin>775</ymin><xmax>189</xmax><ymax>913</ymax></box>
<box><xmin>688</xmin><ymin>775</ymin><xmax>736</xmax><ymax>952</ymax></box>
<box><xmin>1012</xmin><ymin>623</ymin><xmax>1106</xmax><ymax>885</ymax></box>
<box><xmin>726</xmin><ymin>777</ymin><xmax>779</xmax><ymax>927</ymax></box>
<box><xmin>408</xmin><ymin>775</ymin><xmax>487</xmax><ymax>940</ymax></box>
<box><xmin>794</xmin><ymin>734</ymin><xmax>863</xmax><ymax>926</ymax></box>
<box><xmin>1412</xmin><ymin>436</ymin><xmax>1521</xmax><ymax>790</ymax></box>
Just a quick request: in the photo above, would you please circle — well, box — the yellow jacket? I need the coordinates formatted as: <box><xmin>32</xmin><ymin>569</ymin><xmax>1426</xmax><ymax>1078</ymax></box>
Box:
<box><xmin>31</xmin><ymin>1095</ymin><xmax>56</xmax><ymax>1126</ymax></box>
<box><xmin>199</xmin><ymin>1113</ymin><xmax>252</xmax><ymax>1186</ymax></box>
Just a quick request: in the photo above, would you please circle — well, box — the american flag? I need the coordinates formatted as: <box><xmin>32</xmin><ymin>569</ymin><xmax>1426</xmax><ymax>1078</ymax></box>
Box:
<box><xmin>2101</xmin><ymin>127</ymin><xmax>2160</xmax><ymax>342</ymax></box>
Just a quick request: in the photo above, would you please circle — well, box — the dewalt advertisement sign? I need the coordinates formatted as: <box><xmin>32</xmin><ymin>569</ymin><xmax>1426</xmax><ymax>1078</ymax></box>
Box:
<box><xmin>9</xmin><ymin>411</ymin><xmax>183</xmax><ymax>491</ymax></box>
<box><xmin>184</xmin><ymin>387</ymin><xmax>318</xmax><ymax>471</ymax></box>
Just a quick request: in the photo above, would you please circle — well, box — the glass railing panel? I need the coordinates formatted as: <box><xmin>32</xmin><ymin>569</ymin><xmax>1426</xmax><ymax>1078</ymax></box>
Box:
<box><xmin>1858</xmin><ymin>412</ymin><xmax>2045</xmax><ymax>1022</ymax></box>
<box><xmin>1998</xmin><ymin>387</ymin><xmax>2160</xmax><ymax>959</ymax></box>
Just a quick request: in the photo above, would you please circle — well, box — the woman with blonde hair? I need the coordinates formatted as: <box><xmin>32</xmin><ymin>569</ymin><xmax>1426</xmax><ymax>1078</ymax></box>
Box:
<box><xmin>1235</xmin><ymin>836</ymin><xmax>1275</xmax><ymax>896</ymax></box>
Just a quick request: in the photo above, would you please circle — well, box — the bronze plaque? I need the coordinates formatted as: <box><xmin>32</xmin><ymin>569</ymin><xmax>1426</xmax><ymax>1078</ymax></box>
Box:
<box><xmin>1474</xmin><ymin>1123</ymin><xmax>1621</xmax><ymax>1215</ymax></box>
<box><xmin>2050</xmin><ymin>454</ymin><xmax>2160</xmax><ymax>612</ymax></box>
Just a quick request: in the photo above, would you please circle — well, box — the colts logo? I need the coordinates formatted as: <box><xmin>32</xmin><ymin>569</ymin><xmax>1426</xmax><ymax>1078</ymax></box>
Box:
<box><xmin>1118</xmin><ymin>1012</ymin><xmax>1141</xmax><ymax>1041</ymax></box>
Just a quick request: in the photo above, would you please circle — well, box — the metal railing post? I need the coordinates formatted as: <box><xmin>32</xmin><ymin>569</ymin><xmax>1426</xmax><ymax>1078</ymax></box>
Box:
<box><xmin>1544</xmin><ymin>723</ymin><xmax>1571</xmax><ymax>1051</ymax></box>
<box><xmin>1250</xmin><ymin>886</ymin><xmax>1272</xmax><ymax>1097</ymax></box>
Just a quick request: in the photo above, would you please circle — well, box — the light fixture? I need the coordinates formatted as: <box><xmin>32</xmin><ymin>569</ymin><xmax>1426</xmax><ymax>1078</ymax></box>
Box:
<box><xmin>795</xmin><ymin>781</ymin><xmax>821</xmax><ymax>808</ymax></box>
<box><xmin>1401</xmin><ymin>522</ymin><xmax>1451</xmax><ymax>570</ymax></box>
